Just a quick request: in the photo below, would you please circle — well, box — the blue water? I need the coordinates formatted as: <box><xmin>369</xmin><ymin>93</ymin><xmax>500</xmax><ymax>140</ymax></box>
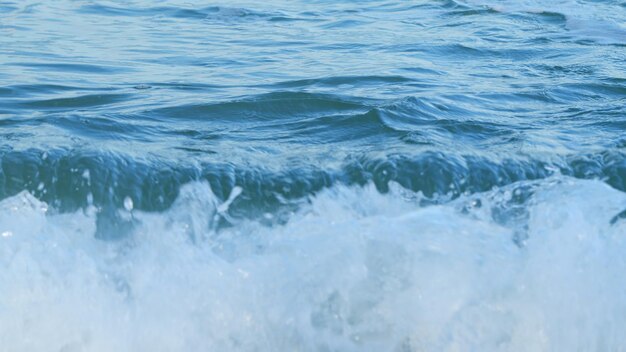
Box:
<box><xmin>1</xmin><ymin>1</ymin><xmax>626</xmax><ymax>350</ymax></box>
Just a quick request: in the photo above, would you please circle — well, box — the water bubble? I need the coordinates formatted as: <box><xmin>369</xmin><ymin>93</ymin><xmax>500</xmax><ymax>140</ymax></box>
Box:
<box><xmin>124</xmin><ymin>197</ymin><xmax>133</xmax><ymax>211</ymax></box>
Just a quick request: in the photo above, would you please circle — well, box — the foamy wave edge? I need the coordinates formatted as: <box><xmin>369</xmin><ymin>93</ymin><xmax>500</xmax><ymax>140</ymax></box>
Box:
<box><xmin>1</xmin><ymin>176</ymin><xmax>626</xmax><ymax>351</ymax></box>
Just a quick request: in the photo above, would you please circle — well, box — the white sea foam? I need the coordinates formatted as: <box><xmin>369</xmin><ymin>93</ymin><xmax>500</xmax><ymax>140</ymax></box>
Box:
<box><xmin>1</xmin><ymin>177</ymin><xmax>626</xmax><ymax>351</ymax></box>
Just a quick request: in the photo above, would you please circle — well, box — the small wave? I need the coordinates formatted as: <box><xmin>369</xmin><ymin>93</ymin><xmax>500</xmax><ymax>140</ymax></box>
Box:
<box><xmin>78</xmin><ymin>4</ymin><xmax>298</xmax><ymax>23</ymax></box>
<box><xmin>11</xmin><ymin>62</ymin><xmax>133</xmax><ymax>74</ymax></box>
<box><xmin>149</xmin><ymin>92</ymin><xmax>371</xmax><ymax>122</ymax></box>
<box><xmin>1</xmin><ymin>148</ymin><xmax>625</xmax><ymax>226</ymax></box>
<box><xmin>18</xmin><ymin>93</ymin><xmax>131</xmax><ymax>110</ymax></box>
<box><xmin>261</xmin><ymin>75</ymin><xmax>414</xmax><ymax>89</ymax></box>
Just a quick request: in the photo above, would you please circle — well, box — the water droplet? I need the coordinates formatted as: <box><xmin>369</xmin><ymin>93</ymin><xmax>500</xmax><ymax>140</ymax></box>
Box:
<box><xmin>217</xmin><ymin>186</ymin><xmax>243</xmax><ymax>213</ymax></box>
<box><xmin>124</xmin><ymin>196</ymin><xmax>133</xmax><ymax>211</ymax></box>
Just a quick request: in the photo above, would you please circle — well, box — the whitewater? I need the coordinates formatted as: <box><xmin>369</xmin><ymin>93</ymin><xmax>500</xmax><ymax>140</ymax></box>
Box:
<box><xmin>1</xmin><ymin>177</ymin><xmax>626</xmax><ymax>351</ymax></box>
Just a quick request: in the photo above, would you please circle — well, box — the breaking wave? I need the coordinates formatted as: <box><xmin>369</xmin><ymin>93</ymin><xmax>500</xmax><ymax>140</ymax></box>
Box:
<box><xmin>1</xmin><ymin>177</ymin><xmax>626</xmax><ymax>351</ymax></box>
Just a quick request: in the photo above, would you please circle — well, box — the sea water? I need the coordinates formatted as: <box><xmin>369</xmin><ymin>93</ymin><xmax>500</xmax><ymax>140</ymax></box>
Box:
<box><xmin>1</xmin><ymin>0</ymin><xmax>626</xmax><ymax>351</ymax></box>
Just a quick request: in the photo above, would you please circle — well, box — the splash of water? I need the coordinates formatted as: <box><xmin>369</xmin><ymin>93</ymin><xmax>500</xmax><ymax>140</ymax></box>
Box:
<box><xmin>1</xmin><ymin>177</ymin><xmax>625</xmax><ymax>351</ymax></box>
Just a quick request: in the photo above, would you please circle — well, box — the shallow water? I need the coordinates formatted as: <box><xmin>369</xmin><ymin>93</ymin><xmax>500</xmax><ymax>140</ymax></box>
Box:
<box><xmin>1</xmin><ymin>0</ymin><xmax>626</xmax><ymax>351</ymax></box>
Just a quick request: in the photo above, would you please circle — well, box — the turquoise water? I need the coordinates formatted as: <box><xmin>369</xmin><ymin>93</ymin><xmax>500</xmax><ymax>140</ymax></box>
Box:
<box><xmin>1</xmin><ymin>0</ymin><xmax>626</xmax><ymax>350</ymax></box>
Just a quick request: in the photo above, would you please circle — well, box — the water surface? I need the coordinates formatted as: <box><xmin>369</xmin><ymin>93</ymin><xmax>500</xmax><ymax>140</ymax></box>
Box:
<box><xmin>1</xmin><ymin>0</ymin><xmax>626</xmax><ymax>350</ymax></box>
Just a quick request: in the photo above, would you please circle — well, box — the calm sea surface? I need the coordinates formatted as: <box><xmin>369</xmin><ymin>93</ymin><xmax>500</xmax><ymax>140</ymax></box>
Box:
<box><xmin>1</xmin><ymin>0</ymin><xmax>626</xmax><ymax>350</ymax></box>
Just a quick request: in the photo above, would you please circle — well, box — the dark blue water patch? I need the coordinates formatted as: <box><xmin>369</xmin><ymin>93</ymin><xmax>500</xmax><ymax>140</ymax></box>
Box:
<box><xmin>0</xmin><ymin>87</ymin><xmax>14</xmax><ymax>96</ymax></box>
<box><xmin>443</xmin><ymin>6</ymin><xmax>501</xmax><ymax>17</ymax></box>
<box><xmin>0</xmin><ymin>149</ymin><xmax>332</xmax><ymax>217</ymax></box>
<box><xmin>604</xmin><ymin>77</ymin><xmax>626</xmax><ymax>86</ymax></box>
<box><xmin>0</xmin><ymin>3</ymin><xmax>17</xmax><ymax>12</ymax></box>
<box><xmin>11</xmin><ymin>62</ymin><xmax>134</xmax><ymax>74</ymax></box>
<box><xmin>0</xmin><ymin>116</ymin><xmax>43</xmax><ymax>127</ymax></box>
<box><xmin>530</xmin><ymin>11</ymin><xmax>568</xmax><ymax>22</ymax></box>
<box><xmin>476</xmin><ymin>91</ymin><xmax>562</xmax><ymax>107</ymax></box>
<box><xmin>527</xmin><ymin>63</ymin><xmax>597</xmax><ymax>77</ymax></box>
<box><xmin>319</xmin><ymin>19</ymin><xmax>370</xmax><ymax>29</ymax></box>
<box><xmin>50</xmin><ymin>115</ymin><xmax>163</xmax><ymax>142</ymax></box>
<box><xmin>399</xmin><ymin>66</ymin><xmax>446</xmax><ymax>76</ymax></box>
<box><xmin>0</xmin><ymin>1</ymin><xmax>39</xmax><ymax>14</ymax></box>
<box><xmin>371</xmin><ymin>0</ymin><xmax>468</xmax><ymax>14</ymax></box>
<box><xmin>555</xmin><ymin>82</ymin><xmax>626</xmax><ymax>99</ymax></box>
<box><xmin>503</xmin><ymin>10</ymin><xmax>568</xmax><ymax>27</ymax></box>
<box><xmin>610</xmin><ymin>208</ymin><xmax>626</xmax><ymax>225</ymax></box>
<box><xmin>148</xmin><ymin>92</ymin><xmax>373</xmax><ymax>123</ymax></box>
<box><xmin>161</xmin><ymin>128</ymin><xmax>222</xmax><ymax>140</ymax></box>
<box><xmin>78</xmin><ymin>4</ymin><xmax>299</xmax><ymax>23</ymax></box>
<box><xmin>587</xmin><ymin>120</ymin><xmax>626</xmax><ymax>131</ymax></box>
<box><xmin>18</xmin><ymin>93</ymin><xmax>132</xmax><ymax>111</ymax></box>
<box><xmin>77</xmin><ymin>4</ymin><xmax>150</xmax><ymax>16</ymax></box>
<box><xmin>379</xmin><ymin>96</ymin><xmax>482</xmax><ymax>124</ymax></box>
<box><xmin>137</xmin><ymin>92</ymin><xmax>532</xmax><ymax>147</ymax></box>
<box><xmin>373</xmin><ymin>96</ymin><xmax>519</xmax><ymax>146</ymax></box>
<box><xmin>309</xmin><ymin>43</ymin><xmax>371</xmax><ymax>51</ymax></box>
<box><xmin>146</xmin><ymin>82</ymin><xmax>229</xmax><ymax>91</ymax></box>
<box><xmin>258</xmin><ymin>75</ymin><xmax>415</xmax><ymax>89</ymax></box>
<box><xmin>394</xmin><ymin>43</ymin><xmax>545</xmax><ymax>62</ymax></box>
<box><xmin>2</xmin><ymin>148</ymin><xmax>625</xmax><ymax>220</ymax></box>
<box><xmin>255</xmin><ymin>109</ymin><xmax>398</xmax><ymax>144</ymax></box>
<box><xmin>220</xmin><ymin>38</ymin><xmax>313</xmax><ymax>48</ymax></box>
<box><xmin>5</xmin><ymin>84</ymin><xmax>115</xmax><ymax>96</ymax></box>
